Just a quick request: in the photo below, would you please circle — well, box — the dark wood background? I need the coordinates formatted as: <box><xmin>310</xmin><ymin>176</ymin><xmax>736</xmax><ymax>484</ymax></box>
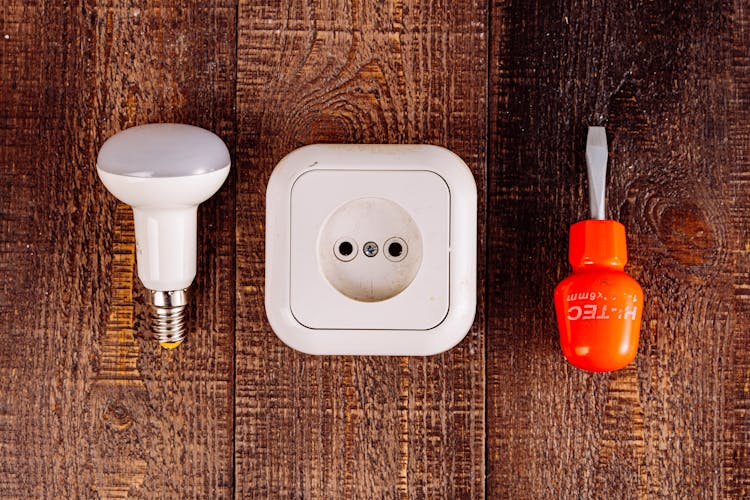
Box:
<box><xmin>0</xmin><ymin>0</ymin><xmax>747</xmax><ymax>498</ymax></box>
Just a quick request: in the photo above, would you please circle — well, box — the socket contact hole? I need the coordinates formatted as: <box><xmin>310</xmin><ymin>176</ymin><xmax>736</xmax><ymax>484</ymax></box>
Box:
<box><xmin>388</xmin><ymin>242</ymin><xmax>403</xmax><ymax>257</ymax></box>
<box><xmin>385</xmin><ymin>237</ymin><xmax>407</xmax><ymax>262</ymax></box>
<box><xmin>339</xmin><ymin>241</ymin><xmax>354</xmax><ymax>256</ymax></box>
<box><xmin>334</xmin><ymin>238</ymin><xmax>357</xmax><ymax>262</ymax></box>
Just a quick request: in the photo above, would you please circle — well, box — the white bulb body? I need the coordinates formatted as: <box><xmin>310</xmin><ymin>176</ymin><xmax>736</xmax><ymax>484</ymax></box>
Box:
<box><xmin>132</xmin><ymin>206</ymin><xmax>197</xmax><ymax>291</ymax></box>
<box><xmin>97</xmin><ymin>167</ymin><xmax>230</xmax><ymax>291</ymax></box>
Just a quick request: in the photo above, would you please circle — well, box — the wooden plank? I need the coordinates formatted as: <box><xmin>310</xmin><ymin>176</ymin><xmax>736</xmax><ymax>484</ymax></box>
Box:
<box><xmin>726</xmin><ymin>1</ymin><xmax>750</xmax><ymax>496</ymax></box>
<box><xmin>234</xmin><ymin>0</ymin><xmax>486</xmax><ymax>496</ymax></box>
<box><xmin>0</xmin><ymin>1</ymin><xmax>236</xmax><ymax>497</ymax></box>
<box><xmin>487</xmin><ymin>0</ymin><xmax>749</xmax><ymax>497</ymax></box>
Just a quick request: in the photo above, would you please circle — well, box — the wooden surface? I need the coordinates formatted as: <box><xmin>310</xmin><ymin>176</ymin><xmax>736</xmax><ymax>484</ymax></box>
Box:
<box><xmin>0</xmin><ymin>1</ymin><xmax>747</xmax><ymax>498</ymax></box>
<box><xmin>0</xmin><ymin>1</ymin><xmax>237</xmax><ymax>497</ymax></box>
<box><xmin>233</xmin><ymin>1</ymin><xmax>486</xmax><ymax>497</ymax></box>
<box><xmin>487</xmin><ymin>0</ymin><xmax>750</xmax><ymax>498</ymax></box>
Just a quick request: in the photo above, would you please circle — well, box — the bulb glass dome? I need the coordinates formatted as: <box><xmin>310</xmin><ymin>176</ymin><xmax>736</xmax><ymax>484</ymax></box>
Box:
<box><xmin>97</xmin><ymin>123</ymin><xmax>231</xmax><ymax>178</ymax></box>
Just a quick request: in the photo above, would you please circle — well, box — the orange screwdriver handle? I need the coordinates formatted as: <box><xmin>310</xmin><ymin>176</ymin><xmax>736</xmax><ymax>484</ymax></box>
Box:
<box><xmin>554</xmin><ymin>220</ymin><xmax>643</xmax><ymax>372</ymax></box>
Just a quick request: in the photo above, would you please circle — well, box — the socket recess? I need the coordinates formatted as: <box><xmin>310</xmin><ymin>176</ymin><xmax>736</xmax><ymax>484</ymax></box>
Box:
<box><xmin>265</xmin><ymin>144</ymin><xmax>477</xmax><ymax>356</ymax></box>
<box><xmin>318</xmin><ymin>197</ymin><xmax>424</xmax><ymax>302</ymax></box>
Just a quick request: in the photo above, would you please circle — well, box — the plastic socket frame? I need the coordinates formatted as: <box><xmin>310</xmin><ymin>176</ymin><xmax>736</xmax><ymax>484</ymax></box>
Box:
<box><xmin>264</xmin><ymin>144</ymin><xmax>477</xmax><ymax>356</ymax></box>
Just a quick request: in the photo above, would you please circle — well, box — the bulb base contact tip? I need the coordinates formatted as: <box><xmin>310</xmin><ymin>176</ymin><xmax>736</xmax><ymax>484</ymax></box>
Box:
<box><xmin>159</xmin><ymin>341</ymin><xmax>184</xmax><ymax>349</ymax></box>
<box><xmin>149</xmin><ymin>289</ymin><xmax>189</xmax><ymax>346</ymax></box>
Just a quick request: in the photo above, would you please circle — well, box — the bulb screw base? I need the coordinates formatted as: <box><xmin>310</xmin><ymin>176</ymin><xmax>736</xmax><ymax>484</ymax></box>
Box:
<box><xmin>149</xmin><ymin>289</ymin><xmax>189</xmax><ymax>346</ymax></box>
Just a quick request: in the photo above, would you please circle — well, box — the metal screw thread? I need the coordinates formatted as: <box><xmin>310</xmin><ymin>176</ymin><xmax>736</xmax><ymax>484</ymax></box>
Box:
<box><xmin>148</xmin><ymin>289</ymin><xmax>189</xmax><ymax>344</ymax></box>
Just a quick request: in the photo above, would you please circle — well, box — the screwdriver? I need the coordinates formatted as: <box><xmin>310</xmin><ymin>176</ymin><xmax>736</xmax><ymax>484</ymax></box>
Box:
<box><xmin>553</xmin><ymin>127</ymin><xmax>644</xmax><ymax>372</ymax></box>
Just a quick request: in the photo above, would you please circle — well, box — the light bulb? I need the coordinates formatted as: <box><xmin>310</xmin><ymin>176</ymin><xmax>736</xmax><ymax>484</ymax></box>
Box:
<box><xmin>97</xmin><ymin>124</ymin><xmax>231</xmax><ymax>347</ymax></box>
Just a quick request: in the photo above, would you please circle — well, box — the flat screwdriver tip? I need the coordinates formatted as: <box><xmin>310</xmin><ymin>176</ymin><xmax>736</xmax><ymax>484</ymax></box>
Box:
<box><xmin>586</xmin><ymin>127</ymin><xmax>608</xmax><ymax>220</ymax></box>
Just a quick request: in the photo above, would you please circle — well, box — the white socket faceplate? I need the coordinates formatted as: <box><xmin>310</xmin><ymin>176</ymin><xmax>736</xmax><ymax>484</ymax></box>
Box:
<box><xmin>265</xmin><ymin>145</ymin><xmax>477</xmax><ymax>356</ymax></box>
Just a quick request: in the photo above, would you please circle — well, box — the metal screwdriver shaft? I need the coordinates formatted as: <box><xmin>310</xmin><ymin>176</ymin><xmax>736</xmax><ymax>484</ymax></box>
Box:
<box><xmin>586</xmin><ymin>126</ymin><xmax>608</xmax><ymax>220</ymax></box>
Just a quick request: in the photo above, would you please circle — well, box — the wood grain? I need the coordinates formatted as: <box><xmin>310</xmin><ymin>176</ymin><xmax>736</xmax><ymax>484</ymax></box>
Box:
<box><xmin>233</xmin><ymin>0</ymin><xmax>486</xmax><ymax>497</ymax></box>
<box><xmin>487</xmin><ymin>0</ymin><xmax>750</xmax><ymax>498</ymax></box>
<box><xmin>1</xmin><ymin>0</ymin><xmax>749</xmax><ymax>497</ymax></box>
<box><xmin>727</xmin><ymin>1</ymin><xmax>750</xmax><ymax>496</ymax></box>
<box><xmin>0</xmin><ymin>1</ymin><xmax>236</xmax><ymax>497</ymax></box>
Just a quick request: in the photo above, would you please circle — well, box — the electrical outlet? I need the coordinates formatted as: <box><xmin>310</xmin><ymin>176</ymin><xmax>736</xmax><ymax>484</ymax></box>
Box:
<box><xmin>265</xmin><ymin>144</ymin><xmax>477</xmax><ymax>355</ymax></box>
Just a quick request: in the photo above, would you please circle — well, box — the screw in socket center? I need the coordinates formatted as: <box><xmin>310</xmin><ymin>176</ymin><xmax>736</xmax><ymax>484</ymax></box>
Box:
<box><xmin>363</xmin><ymin>241</ymin><xmax>378</xmax><ymax>257</ymax></box>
